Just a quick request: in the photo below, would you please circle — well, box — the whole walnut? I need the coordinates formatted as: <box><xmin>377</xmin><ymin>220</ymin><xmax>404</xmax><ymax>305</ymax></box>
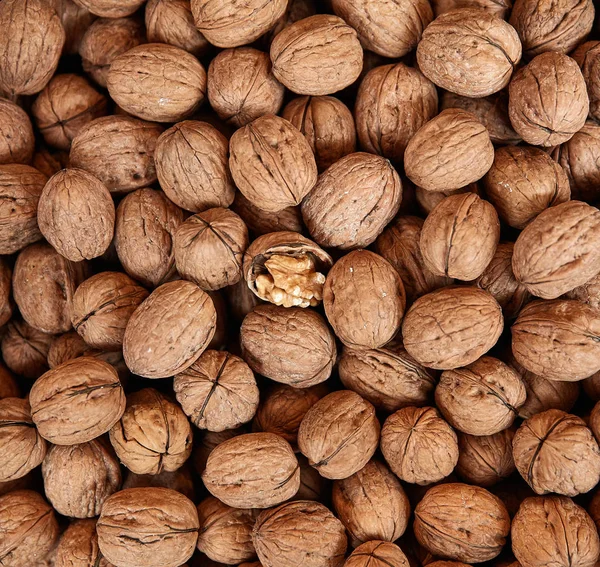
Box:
<box><xmin>298</xmin><ymin>390</ymin><xmax>380</xmax><ymax>480</ymax></box>
<box><xmin>1</xmin><ymin>319</ymin><xmax>52</xmax><ymax>379</ymax></box>
<box><xmin>433</xmin><ymin>0</ymin><xmax>512</xmax><ymax>18</ymax></box>
<box><xmin>509</xmin><ymin>0</ymin><xmax>594</xmax><ymax>56</ymax></box>
<box><xmin>574</xmin><ymin>42</ymin><xmax>600</xmax><ymax>122</ymax></box>
<box><xmin>252</xmin><ymin>500</ymin><xmax>347</xmax><ymax>567</ymax></box>
<box><xmin>512</xmin><ymin>496</ymin><xmax>600</xmax><ymax>567</ymax></box>
<box><xmin>302</xmin><ymin>152</ymin><xmax>402</xmax><ymax>250</ymax></box>
<box><xmin>420</xmin><ymin>193</ymin><xmax>500</xmax><ymax>281</ymax></box>
<box><xmin>123</xmin><ymin>464</ymin><xmax>196</xmax><ymax>501</ymax></box>
<box><xmin>207</xmin><ymin>48</ymin><xmax>285</xmax><ymax>128</ymax></box>
<box><xmin>202</xmin><ymin>432</ymin><xmax>300</xmax><ymax>508</ymax></box>
<box><xmin>270</xmin><ymin>15</ymin><xmax>363</xmax><ymax>96</ymax></box>
<box><xmin>0</xmin><ymin>98</ymin><xmax>35</xmax><ymax>165</ymax></box>
<box><xmin>55</xmin><ymin>519</ymin><xmax>114</xmax><ymax>567</ymax></box>
<box><xmin>435</xmin><ymin>356</ymin><xmax>526</xmax><ymax>436</ymax></box>
<box><xmin>240</xmin><ymin>305</ymin><xmax>336</xmax><ymax>387</ymax></box>
<box><xmin>97</xmin><ymin>487</ymin><xmax>199</xmax><ymax>567</ymax></box>
<box><xmin>381</xmin><ymin>406</ymin><xmax>458</xmax><ymax>485</ymax></box>
<box><xmin>115</xmin><ymin>188</ymin><xmax>184</xmax><ymax>287</ymax></box>
<box><xmin>0</xmin><ymin>490</ymin><xmax>60</xmax><ymax>567</ymax></box>
<box><xmin>0</xmin><ymin>398</ymin><xmax>46</xmax><ymax>482</ymax></box>
<box><xmin>196</xmin><ymin>497</ymin><xmax>259</xmax><ymax>564</ymax></box>
<box><xmin>79</xmin><ymin>17</ymin><xmax>146</xmax><ymax>88</ymax></box>
<box><xmin>0</xmin><ymin>164</ymin><xmax>47</xmax><ymax>254</ymax></box>
<box><xmin>508</xmin><ymin>52</ymin><xmax>589</xmax><ymax>147</ymax></box>
<box><xmin>332</xmin><ymin>460</ymin><xmax>410</xmax><ymax>547</ymax></box>
<box><xmin>30</xmin><ymin>357</ymin><xmax>126</xmax><ymax>445</ymax></box>
<box><xmin>232</xmin><ymin>193</ymin><xmax>304</xmax><ymax>237</ymax></box>
<box><xmin>174</xmin><ymin>349</ymin><xmax>259</xmax><ymax>432</ymax></box>
<box><xmin>402</xmin><ymin>286</ymin><xmax>503</xmax><ymax>370</ymax></box>
<box><xmin>0</xmin><ymin>0</ymin><xmax>65</xmax><ymax>97</ymax></box>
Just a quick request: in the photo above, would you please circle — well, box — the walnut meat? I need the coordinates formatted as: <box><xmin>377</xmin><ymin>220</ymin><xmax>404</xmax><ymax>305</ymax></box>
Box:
<box><xmin>55</xmin><ymin>519</ymin><xmax>113</xmax><ymax>567</ymax></box>
<box><xmin>344</xmin><ymin>541</ymin><xmax>409</xmax><ymax>567</ymax></box>
<box><xmin>574</xmin><ymin>42</ymin><xmax>600</xmax><ymax>122</ymax></box>
<box><xmin>72</xmin><ymin>0</ymin><xmax>145</xmax><ymax>17</ymax></box>
<box><xmin>1</xmin><ymin>320</ymin><xmax>52</xmax><ymax>379</ymax></box>
<box><xmin>0</xmin><ymin>98</ymin><xmax>35</xmax><ymax>165</ymax></box>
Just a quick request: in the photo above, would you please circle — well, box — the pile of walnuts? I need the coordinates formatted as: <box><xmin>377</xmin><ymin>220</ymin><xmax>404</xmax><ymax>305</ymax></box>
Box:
<box><xmin>3</xmin><ymin>0</ymin><xmax>600</xmax><ymax>566</ymax></box>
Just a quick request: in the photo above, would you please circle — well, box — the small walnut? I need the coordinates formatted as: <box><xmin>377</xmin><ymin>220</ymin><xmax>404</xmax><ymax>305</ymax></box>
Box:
<box><xmin>0</xmin><ymin>98</ymin><xmax>35</xmax><ymax>165</ymax></box>
<box><xmin>232</xmin><ymin>193</ymin><xmax>304</xmax><ymax>236</ymax></box>
<box><xmin>97</xmin><ymin>487</ymin><xmax>199</xmax><ymax>567</ymax></box>
<box><xmin>574</xmin><ymin>41</ymin><xmax>600</xmax><ymax>122</ymax></box>
<box><xmin>270</xmin><ymin>14</ymin><xmax>363</xmax><ymax>96</ymax></box>
<box><xmin>202</xmin><ymin>432</ymin><xmax>300</xmax><ymax>508</ymax></box>
<box><xmin>252</xmin><ymin>500</ymin><xmax>347</xmax><ymax>567</ymax></box>
<box><xmin>123</xmin><ymin>465</ymin><xmax>196</xmax><ymax>501</ymax></box>
<box><xmin>55</xmin><ymin>519</ymin><xmax>113</xmax><ymax>567</ymax></box>
<box><xmin>508</xmin><ymin>52</ymin><xmax>589</xmax><ymax>147</ymax></box>
<box><xmin>415</xmin><ymin>483</ymin><xmax>510</xmax><ymax>562</ymax></box>
<box><xmin>1</xmin><ymin>319</ymin><xmax>52</xmax><ymax>379</ymax></box>
<box><xmin>433</xmin><ymin>0</ymin><xmax>512</xmax><ymax>18</ymax></box>
<box><xmin>73</xmin><ymin>0</ymin><xmax>145</xmax><ymax>17</ymax></box>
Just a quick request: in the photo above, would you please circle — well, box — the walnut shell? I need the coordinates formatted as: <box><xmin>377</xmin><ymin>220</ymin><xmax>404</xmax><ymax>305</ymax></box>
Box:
<box><xmin>232</xmin><ymin>193</ymin><xmax>304</xmax><ymax>236</ymax></box>
<box><xmin>574</xmin><ymin>41</ymin><xmax>600</xmax><ymax>122</ymax></box>
<box><xmin>55</xmin><ymin>519</ymin><xmax>114</xmax><ymax>567</ymax></box>
<box><xmin>1</xmin><ymin>319</ymin><xmax>52</xmax><ymax>379</ymax></box>
<box><xmin>344</xmin><ymin>541</ymin><xmax>409</xmax><ymax>567</ymax></box>
<box><xmin>0</xmin><ymin>98</ymin><xmax>35</xmax><ymax>165</ymax></box>
<box><xmin>433</xmin><ymin>0</ymin><xmax>512</xmax><ymax>18</ymax></box>
<box><xmin>270</xmin><ymin>14</ymin><xmax>363</xmax><ymax>96</ymax></box>
<box><xmin>565</xmin><ymin>272</ymin><xmax>600</xmax><ymax>311</ymax></box>
<box><xmin>202</xmin><ymin>432</ymin><xmax>300</xmax><ymax>508</ymax></box>
<box><xmin>97</xmin><ymin>487</ymin><xmax>199</xmax><ymax>567</ymax></box>
<box><xmin>73</xmin><ymin>0</ymin><xmax>145</xmax><ymax>17</ymax></box>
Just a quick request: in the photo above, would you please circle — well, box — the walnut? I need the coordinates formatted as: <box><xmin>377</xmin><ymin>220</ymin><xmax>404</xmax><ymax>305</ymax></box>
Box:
<box><xmin>574</xmin><ymin>41</ymin><xmax>600</xmax><ymax>122</ymax></box>
<box><xmin>174</xmin><ymin>349</ymin><xmax>259</xmax><ymax>432</ymax></box>
<box><xmin>332</xmin><ymin>460</ymin><xmax>410</xmax><ymax>547</ymax></box>
<box><xmin>270</xmin><ymin>14</ymin><xmax>363</xmax><ymax>96</ymax></box>
<box><xmin>302</xmin><ymin>152</ymin><xmax>402</xmax><ymax>250</ymax></box>
<box><xmin>202</xmin><ymin>432</ymin><xmax>300</xmax><ymax>508</ymax></box>
<box><xmin>0</xmin><ymin>365</ymin><xmax>19</xmax><ymax>399</ymax></box>
<box><xmin>433</xmin><ymin>0</ymin><xmax>512</xmax><ymax>18</ymax></box>
<box><xmin>0</xmin><ymin>398</ymin><xmax>46</xmax><ymax>482</ymax></box>
<box><xmin>381</xmin><ymin>406</ymin><xmax>458</xmax><ymax>485</ymax></box>
<box><xmin>123</xmin><ymin>464</ymin><xmax>196</xmax><ymax>501</ymax></box>
<box><xmin>508</xmin><ymin>52</ymin><xmax>589</xmax><ymax>147</ymax></box>
<box><xmin>0</xmin><ymin>98</ymin><xmax>35</xmax><ymax>165</ymax></box>
<box><xmin>55</xmin><ymin>519</ymin><xmax>114</xmax><ymax>567</ymax></box>
<box><xmin>414</xmin><ymin>483</ymin><xmax>510</xmax><ymax>563</ymax></box>
<box><xmin>47</xmin><ymin>331</ymin><xmax>94</xmax><ymax>368</ymax></box>
<box><xmin>115</xmin><ymin>188</ymin><xmax>184</xmax><ymax>288</ymax></box>
<box><xmin>1</xmin><ymin>319</ymin><xmax>52</xmax><ymax>379</ymax></box>
<box><xmin>402</xmin><ymin>286</ymin><xmax>503</xmax><ymax>370</ymax></box>
<box><xmin>0</xmin><ymin>0</ymin><xmax>65</xmax><ymax>97</ymax></box>
<box><xmin>232</xmin><ymin>193</ymin><xmax>304</xmax><ymax>236</ymax></box>
<box><xmin>0</xmin><ymin>490</ymin><xmax>60</xmax><ymax>567</ymax></box>
<box><xmin>97</xmin><ymin>487</ymin><xmax>199</xmax><ymax>567</ymax></box>
<box><xmin>512</xmin><ymin>496</ymin><xmax>600</xmax><ymax>567</ymax></box>
<box><xmin>240</xmin><ymin>305</ymin><xmax>336</xmax><ymax>387</ymax></box>
<box><xmin>252</xmin><ymin>500</ymin><xmax>347</xmax><ymax>567</ymax></box>
<box><xmin>49</xmin><ymin>0</ymin><xmax>96</xmax><ymax>55</ymax></box>
<box><xmin>404</xmin><ymin>109</ymin><xmax>494</xmax><ymax>191</ymax></box>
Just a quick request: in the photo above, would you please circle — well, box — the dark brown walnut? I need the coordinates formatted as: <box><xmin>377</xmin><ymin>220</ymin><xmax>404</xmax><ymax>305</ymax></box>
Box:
<box><xmin>196</xmin><ymin>497</ymin><xmax>259</xmax><ymax>564</ymax></box>
<box><xmin>415</xmin><ymin>183</ymin><xmax>480</xmax><ymax>216</ymax></box>
<box><xmin>1</xmin><ymin>319</ymin><xmax>52</xmax><ymax>379</ymax></box>
<box><xmin>402</xmin><ymin>286</ymin><xmax>503</xmax><ymax>370</ymax></box>
<box><xmin>202</xmin><ymin>432</ymin><xmax>300</xmax><ymax>508</ymax></box>
<box><xmin>240</xmin><ymin>304</ymin><xmax>336</xmax><ymax>387</ymax></box>
<box><xmin>298</xmin><ymin>390</ymin><xmax>380</xmax><ymax>480</ymax></box>
<box><xmin>155</xmin><ymin>120</ymin><xmax>235</xmax><ymax>213</ymax></box>
<box><xmin>229</xmin><ymin>114</ymin><xmax>317</xmax><ymax>213</ymax></box>
<box><xmin>574</xmin><ymin>42</ymin><xmax>600</xmax><ymax>122</ymax></box>
<box><xmin>435</xmin><ymin>356</ymin><xmax>526</xmax><ymax>436</ymax></box>
<box><xmin>270</xmin><ymin>14</ymin><xmax>363</xmax><ymax>96</ymax></box>
<box><xmin>0</xmin><ymin>0</ymin><xmax>65</xmax><ymax>97</ymax></box>
<box><xmin>565</xmin><ymin>273</ymin><xmax>600</xmax><ymax>311</ymax></box>
<box><xmin>0</xmin><ymin>490</ymin><xmax>60</xmax><ymax>567</ymax></box>
<box><xmin>584</xmin><ymin>373</ymin><xmax>600</xmax><ymax>403</ymax></box>
<box><xmin>433</xmin><ymin>0</ymin><xmax>512</xmax><ymax>18</ymax></box>
<box><xmin>0</xmin><ymin>365</ymin><xmax>18</xmax><ymax>399</ymax></box>
<box><xmin>174</xmin><ymin>349</ymin><xmax>259</xmax><ymax>432</ymax></box>
<box><xmin>381</xmin><ymin>406</ymin><xmax>458</xmax><ymax>485</ymax></box>
<box><xmin>513</xmin><ymin>201</ymin><xmax>600</xmax><ymax>299</ymax></box>
<box><xmin>0</xmin><ymin>398</ymin><xmax>46</xmax><ymax>482</ymax></box>
<box><xmin>79</xmin><ymin>17</ymin><xmax>146</xmax><ymax>88</ymax></box>
<box><xmin>0</xmin><ymin>164</ymin><xmax>47</xmax><ymax>254</ymax></box>
<box><xmin>344</xmin><ymin>541</ymin><xmax>409</xmax><ymax>567</ymax></box>
<box><xmin>509</xmin><ymin>0</ymin><xmax>594</xmax><ymax>56</ymax></box>
<box><xmin>115</xmin><ymin>188</ymin><xmax>184</xmax><ymax>287</ymax></box>
<box><xmin>73</xmin><ymin>0</ymin><xmax>145</xmax><ymax>17</ymax></box>
<box><xmin>232</xmin><ymin>193</ymin><xmax>304</xmax><ymax>237</ymax></box>
<box><xmin>206</xmin><ymin>289</ymin><xmax>227</xmax><ymax>350</ymax></box>
<box><xmin>512</xmin><ymin>496</ymin><xmax>600</xmax><ymax>567</ymax></box>
<box><xmin>29</xmin><ymin>357</ymin><xmax>125</xmax><ymax>445</ymax></box>
<box><xmin>332</xmin><ymin>460</ymin><xmax>410</xmax><ymax>547</ymax></box>
<box><xmin>97</xmin><ymin>487</ymin><xmax>199</xmax><ymax>567</ymax></box>
<box><xmin>420</xmin><ymin>193</ymin><xmax>500</xmax><ymax>281</ymax></box>
<box><xmin>55</xmin><ymin>519</ymin><xmax>114</xmax><ymax>567</ymax></box>
<box><xmin>0</xmin><ymin>98</ymin><xmax>35</xmax><ymax>165</ymax></box>
<box><xmin>123</xmin><ymin>280</ymin><xmax>216</xmax><ymax>378</ymax></box>
<box><xmin>405</xmin><ymin>109</ymin><xmax>494</xmax><ymax>191</ymax></box>
<box><xmin>49</xmin><ymin>0</ymin><xmax>96</xmax><ymax>55</ymax></box>
<box><xmin>302</xmin><ymin>152</ymin><xmax>402</xmax><ymax>250</ymax></box>
<box><xmin>509</xmin><ymin>52</ymin><xmax>589</xmax><ymax>147</ymax></box>
<box><xmin>0</xmin><ymin>258</ymin><xmax>11</xmax><ymax>327</ymax></box>
<box><xmin>323</xmin><ymin>250</ymin><xmax>406</xmax><ymax>349</ymax></box>
<box><xmin>252</xmin><ymin>500</ymin><xmax>347</xmax><ymax>567</ymax></box>
<box><xmin>123</xmin><ymin>464</ymin><xmax>196</xmax><ymax>501</ymax></box>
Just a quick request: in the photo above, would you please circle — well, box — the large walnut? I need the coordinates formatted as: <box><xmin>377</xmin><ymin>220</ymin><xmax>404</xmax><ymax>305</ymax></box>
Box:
<box><xmin>0</xmin><ymin>98</ymin><xmax>35</xmax><ymax>165</ymax></box>
<box><xmin>232</xmin><ymin>193</ymin><xmax>304</xmax><ymax>237</ymax></box>
<box><xmin>72</xmin><ymin>0</ymin><xmax>145</xmax><ymax>17</ymax></box>
<box><xmin>433</xmin><ymin>0</ymin><xmax>512</xmax><ymax>18</ymax></box>
<box><xmin>55</xmin><ymin>519</ymin><xmax>114</xmax><ymax>567</ymax></box>
<box><xmin>574</xmin><ymin>42</ymin><xmax>600</xmax><ymax>122</ymax></box>
<box><xmin>1</xmin><ymin>319</ymin><xmax>52</xmax><ymax>379</ymax></box>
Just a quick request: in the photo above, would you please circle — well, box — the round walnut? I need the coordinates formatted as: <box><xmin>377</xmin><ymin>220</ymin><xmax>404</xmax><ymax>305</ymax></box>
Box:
<box><xmin>97</xmin><ymin>487</ymin><xmax>199</xmax><ymax>567</ymax></box>
<box><xmin>302</xmin><ymin>152</ymin><xmax>402</xmax><ymax>250</ymax></box>
<box><xmin>508</xmin><ymin>52</ymin><xmax>589</xmax><ymax>147</ymax></box>
<box><xmin>574</xmin><ymin>42</ymin><xmax>600</xmax><ymax>122</ymax></box>
<box><xmin>381</xmin><ymin>406</ymin><xmax>458</xmax><ymax>485</ymax></box>
<box><xmin>0</xmin><ymin>0</ymin><xmax>65</xmax><ymax>97</ymax></box>
<box><xmin>332</xmin><ymin>460</ymin><xmax>410</xmax><ymax>547</ymax></box>
<box><xmin>202</xmin><ymin>432</ymin><xmax>300</xmax><ymax>508</ymax></box>
<box><xmin>55</xmin><ymin>519</ymin><xmax>113</xmax><ymax>567</ymax></box>
<box><xmin>323</xmin><ymin>250</ymin><xmax>406</xmax><ymax>349</ymax></box>
<box><xmin>435</xmin><ymin>356</ymin><xmax>526</xmax><ymax>436</ymax></box>
<box><xmin>174</xmin><ymin>349</ymin><xmax>259</xmax><ymax>432</ymax></box>
<box><xmin>405</xmin><ymin>109</ymin><xmax>494</xmax><ymax>192</ymax></box>
<box><xmin>402</xmin><ymin>286</ymin><xmax>503</xmax><ymax>370</ymax></box>
<box><xmin>0</xmin><ymin>98</ymin><xmax>35</xmax><ymax>165</ymax></box>
<box><xmin>298</xmin><ymin>390</ymin><xmax>380</xmax><ymax>480</ymax></box>
<box><xmin>344</xmin><ymin>541</ymin><xmax>409</xmax><ymax>567</ymax></box>
<box><xmin>512</xmin><ymin>496</ymin><xmax>600</xmax><ymax>567</ymax></box>
<box><xmin>72</xmin><ymin>0</ymin><xmax>145</xmax><ymax>17</ymax></box>
<box><xmin>1</xmin><ymin>320</ymin><xmax>52</xmax><ymax>379</ymax></box>
<box><xmin>433</xmin><ymin>0</ymin><xmax>512</xmax><ymax>18</ymax></box>
<box><xmin>252</xmin><ymin>500</ymin><xmax>347</xmax><ymax>567</ymax></box>
<box><xmin>232</xmin><ymin>193</ymin><xmax>304</xmax><ymax>236</ymax></box>
<box><xmin>270</xmin><ymin>14</ymin><xmax>363</xmax><ymax>96</ymax></box>
<box><xmin>240</xmin><ymin>305</ymin><xmax>336</xmax><ymax>387</ymax></box>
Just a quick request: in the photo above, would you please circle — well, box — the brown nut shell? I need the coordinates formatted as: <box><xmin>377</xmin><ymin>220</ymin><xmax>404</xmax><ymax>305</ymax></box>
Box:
<box><xmin>433</xmin><ymin>0</ymin><xmax>512</xmax><ymax>18</ymax></box>
<box><xmin>1</xmin><ymin>320</ymin><xmax>52</xmax><ymax>379</ymax></box>
<box><xmin>574</xmin><ymin>41</ymin><xmax>600</xmax><ymax>122</ymax></box>
<box><xmin>55</xmin><ymin>518</ymin><xmax>113</xmax><ymax>567</ymax></box>
<box><xmin>0</xmin><ymin>98</ymin><xmax>35</xmax><ymax>165</ymax></box>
